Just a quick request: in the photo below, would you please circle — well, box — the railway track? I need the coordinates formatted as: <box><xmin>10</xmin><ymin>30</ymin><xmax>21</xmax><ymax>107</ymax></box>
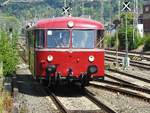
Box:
<box><xmin>108</xmin><ymin>68</ymin><xmax>150</xmax><ymax>83</ymax></box>
<box><xmin>90</xmin><ymin>80</ymin><xmax>150</xmax><ymax>102</ymax></box>
<box><xmin>105</xmin><ymin>69</ymin><xmax>150</xmax><ymax>89</ymax></box>
<box><xmin>90</xmin><ymin>68</ymin><xmax>150</xmax><ymax>102</ymax></box>
<box><xmin>104</xmin><ymin>72</ymin><xmax>150</xmax><ymax>93</ymax></box>
<box><xmin>86</xmin><ymin>83</ymin><xmax>150</xmax><ymax>113</ymax></box>
<box><xmin>105</xmin><ymin>55</ymin><xmax>150</xmax><ymax>70</ymax></box>
<box><xmin>44</xmin><ymin>86</ymin><xmax>117</xmax><ymax>113</ymax></box>
<box><xmin>45</xmin><ymin>88</ymin><xmax>68</xmax><ymax>113</ymax></box>
<box><xmin>89</xmin><ymin>66</ymin><xmax>150</xmax><ymax>102</ymax></box>
<box><xmin>84</xmin><ymin>89</ymin><xmax>117</xmax><ymax>113</ymax></box>
<box><xmin>105</xmin><ymin>49</ymin><xmax>150</xmax><ymax>61</ymax></box>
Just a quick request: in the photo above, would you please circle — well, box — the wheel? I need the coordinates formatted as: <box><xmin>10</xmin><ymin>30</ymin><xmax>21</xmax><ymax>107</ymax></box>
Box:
<box><xmin>42</xmin><ymin>79</ymin><xmax>49</xmax><ymax>86</ymax></box>
<box><xmin>81</xmin><ymin>79</ymin><xmax>89</xmax><ymax>87</ymax></box>
<box><xmin>35</xmin><ymin>76</ymin><xmax>40</xmax><ymax>83</ymax></box>
<box><xmin>48</xmin><ymin>76</ymin><xmax>51</xmax><ymax>87</ymax></box>
<box><xmin>80</xmin><ymin>74</ymin><xmax>91</xmax><ymax>87</ymax></box>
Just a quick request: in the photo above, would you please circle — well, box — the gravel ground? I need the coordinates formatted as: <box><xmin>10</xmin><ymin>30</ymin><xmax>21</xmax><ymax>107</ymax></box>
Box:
<box><xmin>105</xmin><ymin>61</ymin><xmax>150</xmax><ymax>81</ymax></box>
<box><xmin>13</xmin><ymin>64</ymin><xmax>60</xmax><ymax>113</ymax></box>
<box><xmin>53</xmin><ymin>85</ymin><xmax>104</xmax><ymax>112</ymax></box>
<box><xmin>105</xmin><ymin>70</ymin><xmax>150</xmax><ymax>89</ymax></box>
<box><xmin>121</xmin><ymin>66</ymin><xmax>150</xmax><ymax>80</ymax></box>
<box><xmin>86</xmin><ymin>86</ymin><xmax>150</xmax><ymax>113</ymax></box>
<box><xmin>57</xmin><ymin>96</ymin><xmax>100</xmax><ymax>110</ymax></box>
<box><xmin>105</xmin><ymin>61</ymin><xmax>150</xmax><ymax>89</ymax></box>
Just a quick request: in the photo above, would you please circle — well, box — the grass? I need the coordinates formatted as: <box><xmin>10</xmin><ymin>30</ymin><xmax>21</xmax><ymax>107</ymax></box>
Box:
<box><xmin>0</xmin><ymin>83</ymin><xmax>3</xmax><ymax>113</ymax></box>
<box><xmin>0</xmin><ymin>82</ymin><xmax>13</xmax><ymax>113</ymax></box>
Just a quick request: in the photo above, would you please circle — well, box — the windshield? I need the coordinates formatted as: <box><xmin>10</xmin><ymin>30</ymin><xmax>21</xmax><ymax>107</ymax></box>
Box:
<box><xmin>72</xmin><ymin>30</ymin><xmax>95</xmax><ymax>49</ymax></box>
<box><xmin>47</xmin><ymin>30</ymin><xmax>70</xmax><ymax>48</ymax></box>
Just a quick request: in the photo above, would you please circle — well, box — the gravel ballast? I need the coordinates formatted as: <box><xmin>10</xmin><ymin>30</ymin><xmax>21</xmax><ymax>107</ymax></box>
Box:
<box><xmin>87</xmin><ymin>86</ymin><xmax>150</xmax><ymax>113</ymax></box>
<box><xmin>13</xmin><ymin>64</ymin><xmax>59</xmax><ymax>113</ymax></box>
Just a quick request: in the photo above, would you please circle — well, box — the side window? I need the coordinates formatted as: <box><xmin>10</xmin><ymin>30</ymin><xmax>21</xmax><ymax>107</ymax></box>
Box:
<box><xmin>96</xmin><ymin>30</ymin><xmax>104</xmax><ymax>48</ymax></box>
<box><xmin>28</xmin><ymin>31</ymin><xmax>34</xmax><ymax>47</ymax></box>
<box><xmin>36</xmin><ymin>30</ymin><xmax>45</xmax><ymax>48</ymax></box>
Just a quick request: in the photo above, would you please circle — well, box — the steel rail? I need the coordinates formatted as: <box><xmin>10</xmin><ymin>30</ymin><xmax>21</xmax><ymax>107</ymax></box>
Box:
<box><xmin>105</xmin><ymin>56</ymin><xmax>150</xmax><ymax>70</ymax></box>
<box><xmin>90</xmin><ymin>81</ymin><xmax>150</xmax><ymax>102</ymax></box>
<box><xmin>105</xmin><ymin>49</ymin><xmax>150</xmax><ymax>59</ymax></box>
<box><xmin>84</xmin><ymin>88</ymin><xmax>117</xmax><ymax>113</ymax></box>
<box><xmin>45</xmin><ymin>88</ymin><xmax>68</xmax><ymax>113</ymax></box>
<box><xmin>105</xmin><ymin>73</ymin><xmax>150</xmax><ymax>93</ymax></box>
<box><xmin>46</xmin><ymin>87</ymin><xmax>116</xmax><ymax>113</ymax></box>
<box><xmin>95</xmin><ymin>78</ymin><xmax>150</xmax><ymax>94</ymax></box>
<box><xmin>108</xmin><ymin>68</ymin><xmax>150</xmax><ymax>83</ymax></box>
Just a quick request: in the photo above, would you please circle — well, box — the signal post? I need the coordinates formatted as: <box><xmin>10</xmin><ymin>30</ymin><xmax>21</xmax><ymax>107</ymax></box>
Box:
<box><xmin>121</xmin><ymin>1</ymin><xmax>131</xmax><ymax>70</ymax></box>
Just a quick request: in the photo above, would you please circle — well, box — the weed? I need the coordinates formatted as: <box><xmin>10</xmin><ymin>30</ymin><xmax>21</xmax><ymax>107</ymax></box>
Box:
<box><xmin>0</xmin><ymin>84</ymin><xmax>13</xmax><ymax>113</ymax></box>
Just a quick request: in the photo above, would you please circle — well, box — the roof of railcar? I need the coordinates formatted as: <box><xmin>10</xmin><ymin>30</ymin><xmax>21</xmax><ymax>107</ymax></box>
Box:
<box><xmin>35</xmin><ymin>17</ymin><xmax>104</xmax><ymax>29</ymax></box>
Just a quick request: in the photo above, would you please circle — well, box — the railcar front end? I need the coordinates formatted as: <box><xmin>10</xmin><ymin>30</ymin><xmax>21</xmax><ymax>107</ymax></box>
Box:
<box><xmin>27</xmin><ymin>17</ymin><xmax>105</xmax><ymax>87</ymax></box>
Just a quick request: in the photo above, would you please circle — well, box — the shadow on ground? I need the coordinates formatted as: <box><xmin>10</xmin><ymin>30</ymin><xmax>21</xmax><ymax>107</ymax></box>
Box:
<box><xmin>14</xmin><ymin>74</ymin><xmax>89</xmax><ymax>97</ymax></box>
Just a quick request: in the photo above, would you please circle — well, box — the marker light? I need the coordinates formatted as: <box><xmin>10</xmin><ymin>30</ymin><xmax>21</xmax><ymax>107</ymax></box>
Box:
<box><xmin>67</xmin><ymin>21</ymin><xmax>74</xmax><ymax>28</ymax></box>
<box><xmin>89</xmin><ymin>55</ymin><xmax>95</xmax><ymax>62</ymax></box>
<box><xmin>47</xmin><ymin>55</ymin><xmax>53</xmax><ymax>62</ymax></box>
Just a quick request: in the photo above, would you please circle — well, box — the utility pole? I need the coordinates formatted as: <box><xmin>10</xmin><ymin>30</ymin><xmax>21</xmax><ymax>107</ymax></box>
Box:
<box><xmin>118</xmin><ymin>0</ymin><xmax>121</xmax><ymax>20</ymax></box>
<box><xmin>135</xmin><ymin>0</ymin><xmax>139</xmax><ymax>37</ymax></box>
<box><xmin>125</xmin><ymin>11</ymin><xmax>128</xmax><ymax>69</ymax></box>
<box><xmin>90</xmin><ymin>0</ymin><xmax>94</xmax><ymax>19</ymax></box>
<box><xmin>109</xmin><ymin>0</ymin><xmax>112</xmax><ymax>24</ymax></box>
<box><xmin>64</xmin><ymin>0</ymin><xmax>67</xmax><ymax>7</ymax></box>
<box><xmin>116</xmin><ymin>0</ymin><xmax>121</xmax><ymax>69</ymax></box>
<box><xmin>121</xmin><ymin>1</ymin><xmax>131</xmax><ymax>70</ymax></box>
<box><xmin>72</xmin><ymin>0</ymin><xmax>75</xmax><ymax>16</ymax></box>
<box><xmin>109</xmin><ymin>0</ymin><xmax>112</xmax><ymax>48</ymax></box>
<box><xmin>82</xmin><ymin>0</ymin><xmax>84</xmax><ymax>16</ymax></box>
<box><xmin>100</xmin><ymin>0</ymin><xmax>104</xmax><ymax>23</ymax></box>
<box><xmin>133</xmin><ymin>0</ymin><xmax>139</xmax><ymax>48</ymax></box>
<box><xmin>133</xmin><ymin>0</ymin><xmax>136</xmax><ymax>48</ymax></box>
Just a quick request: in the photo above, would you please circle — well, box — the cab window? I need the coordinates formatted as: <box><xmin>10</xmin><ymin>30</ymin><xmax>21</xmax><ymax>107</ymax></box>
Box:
<box><xmin>72</xmin><ymin>30</ymin><xmax>95</xmax><ymax>49</ymax></box>
<box><xmin>47</xmin><ymin>30</ymin><xmax>70</xmax><ymax>48</ymax></box>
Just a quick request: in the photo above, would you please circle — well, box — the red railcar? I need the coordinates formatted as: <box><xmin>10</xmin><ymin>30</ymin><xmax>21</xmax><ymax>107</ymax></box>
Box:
<box><xmin>26</xmin><ymin>16</ymin><xmax>104</xmax><ymax>87</ymax></box>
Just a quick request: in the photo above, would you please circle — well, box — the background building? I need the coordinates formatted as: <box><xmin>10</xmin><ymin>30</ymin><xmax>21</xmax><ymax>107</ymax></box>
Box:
<box><xmin>143</xmin><ymin>0</ymin><xmax>150</xmax><ymax>34</ymax></box>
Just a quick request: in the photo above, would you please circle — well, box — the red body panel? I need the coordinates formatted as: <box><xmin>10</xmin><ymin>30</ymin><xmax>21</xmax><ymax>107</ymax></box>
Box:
<box><xmin>35</xmin><ymin>49</ymin><xmax>104</xmax><ymax>78</ymax></box>
<box><xmin>35</xmin><ymin>17</ymin><xmax>104</xmax><ymax>29</ymax></box>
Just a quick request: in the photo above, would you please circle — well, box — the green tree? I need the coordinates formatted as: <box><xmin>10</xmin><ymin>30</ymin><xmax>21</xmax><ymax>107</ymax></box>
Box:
<box><xmin>143</xmin><ymin>35</ymin><xmax>150</xmax><ymax>51</ymax></box>
<box><xmin>0</xmin><ymin>29</ymin><xmax>19</xmax><ymax>76</ymax></box>
<box><xmin>116</xmin><ymin>12</ymin><xmax>143</xmax><ymax>50</ymax></box>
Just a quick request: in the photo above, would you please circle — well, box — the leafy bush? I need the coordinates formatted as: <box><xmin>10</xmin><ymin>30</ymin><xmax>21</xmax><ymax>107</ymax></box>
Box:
<box><xmin>117</xmin><ymin>25</ymin><xmax>143</xmax><ymax>50</ymax></box>
<box><xmin>143</xmin><ymin>35</ymin><xmax>150</xmax><ymax>51</ymax></box>
<box><xmin>104</xmin><ymin>34</ymin><xmax>112</xmax><ymax>48</ymax></box>
<box><xmin>133</xmin><ymin>34</ymin><xmax>143</xmax><ymax>49</ymax></box>
<box><xmin>114</xmin><ymin>12</ymin><xmax>143</xmax><ymax>51</ymax></box>
<box><xmin>0</xmin><ymin>29</ymin><xmax>19</xmax><ymax>76</ymax></box>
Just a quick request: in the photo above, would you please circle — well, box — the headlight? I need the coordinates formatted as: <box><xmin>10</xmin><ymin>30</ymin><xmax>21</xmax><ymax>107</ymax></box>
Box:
<box><xmin>89</xmin><ymin>55</ymin><xmax>95</xmax><ymax>62</ymax></box>
<box><xmin>67</xmin><ymin>21</ymin><xmax>74</xmax><ymax>28</ymax></box>
<box><xmin>47</xmin><ymin>55</ymin><xmax>53</xmax><ymax>62</ymax></box>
